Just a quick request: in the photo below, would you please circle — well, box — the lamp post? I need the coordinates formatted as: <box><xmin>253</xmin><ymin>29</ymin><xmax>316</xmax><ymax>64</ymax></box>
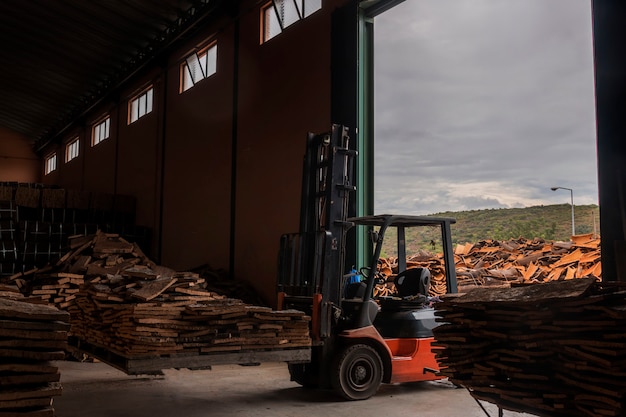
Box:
<box><xmin>551</xmin><ymin>186</ymin><xmax>575</xmax><ymax>236</ymax></box>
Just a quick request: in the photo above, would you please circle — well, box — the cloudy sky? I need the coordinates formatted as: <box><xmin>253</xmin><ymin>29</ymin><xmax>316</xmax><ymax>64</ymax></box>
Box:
<box><xmin>373</xmin><ymin>0</ymin><xmax>597</xmax><ymax>215</ymax></box>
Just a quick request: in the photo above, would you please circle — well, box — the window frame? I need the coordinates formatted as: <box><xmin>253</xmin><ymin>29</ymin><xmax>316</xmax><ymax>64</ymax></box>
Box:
<box><xmin>65</xmin><ymin>137</ymin><xmax>80</xmax><ymax>163</ymax></box>
<box><xmin>128</xmin><ymin>86</ymin><xmax>154</xmax><ymax>124</ymax></box>
<box><xmin>44</xmin><ymin>153</ymin><xmax>57</xmax><ymax>175</ymax></box>
<box><xmin>261</xmin><ymin>0</ymin><xmax>322</xmax><ymax>43</ymax></box>
<box><xmin>180</xmin><ymin>42</ymin><xmax>218</xmax><ymax>93</ymax></box>
<box><xmin>261</xmin><ymin>2</ymin><xmax>283</xmax><ymax>43</ymax></box>
<box><xmin>92</xmin><ymin>116</ymin><xmax>111</xmax><ymax>146</ymax></box>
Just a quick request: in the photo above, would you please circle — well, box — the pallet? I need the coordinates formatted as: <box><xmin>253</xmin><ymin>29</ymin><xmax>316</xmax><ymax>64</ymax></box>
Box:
<box><xmin>68</xmin><ymin>337</ymin><xmax>310</xmax><ymax>375</ymax></box>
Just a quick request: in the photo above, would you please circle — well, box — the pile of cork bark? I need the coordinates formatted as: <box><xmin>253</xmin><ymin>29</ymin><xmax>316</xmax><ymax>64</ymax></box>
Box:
<box><xmin>433</xmin><ymin>278</ymin><xmax>626</xmax><ymax>417</ymax></box>
<box><xmin>375</xmin><ymin>234</ymin><xmax>601</xmax><ymax>297</ymax></box>
<box><xmin>6</xmin><ymin>232</ymin><xmax>311</xmax><ymax>360</ymax></box>
<box><xmin>0</xmin><ymin>297</ymin><xmax>68</xmax><ymax>417</ymax></box>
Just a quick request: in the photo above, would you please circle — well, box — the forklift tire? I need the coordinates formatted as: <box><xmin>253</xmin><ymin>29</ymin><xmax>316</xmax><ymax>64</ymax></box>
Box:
<box><xmin>288</xmin><ymin>363</ymin><xmax>319</xmax><ymax>388</ymax></box>
<box><xmin>331</xmin><ymin>344</ymin><xmax>383</xmax><ymax>400</ymax></box>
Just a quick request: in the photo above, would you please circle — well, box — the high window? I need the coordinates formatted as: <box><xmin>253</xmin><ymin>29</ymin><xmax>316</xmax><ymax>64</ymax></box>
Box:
<box><xmin>181</xmin><ymin>43</ymin><xmax>218</xmax><ymax>92</ymax></box>
<box><xmin>92</xmin><ymin>116</ymin><xmax>110</xmax><ymax>146</ymax></box>
<box><xmin>45</xmin><ymin>153</ymin><xmax>57</xmax><ymax>175</ymax></box>
<box><xmin>65</xmin><ymin>138</ymin><xmax>80</xmax><ymax>162</ymax></box>
<box><xmin>261</xmin><ymin>0</ymin><xmax>322</xmax><ymax>43</ymax></box>
<box><xmin>128</xmin><ymin>87</ymin><xmax>153</xmax><ymax>124</ymax></box>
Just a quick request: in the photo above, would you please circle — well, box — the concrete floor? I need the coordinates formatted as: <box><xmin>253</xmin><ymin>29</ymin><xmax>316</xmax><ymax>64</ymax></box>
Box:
<box><xmin>53</xmin><ymin>360</ymin><xmax>532</xmax><ymax>417</ymax></box>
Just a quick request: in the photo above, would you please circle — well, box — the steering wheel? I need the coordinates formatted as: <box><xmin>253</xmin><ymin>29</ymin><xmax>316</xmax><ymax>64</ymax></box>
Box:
<box><xmin>359</xmin><ymin>266</ymin><xmax>385</xmax><ymax>284</ymax></box>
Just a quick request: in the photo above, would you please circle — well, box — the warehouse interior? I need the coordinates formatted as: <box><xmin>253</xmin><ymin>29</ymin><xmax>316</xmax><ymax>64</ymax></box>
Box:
<box><xmin>2</xmin><ymin>0</ymin><xmax>624</xmax><ymax>302</ymax></box>
<box><xmin>1</xmin><ymin>0</ymin><xmax>358</xmax><ymax>306</ymax></box>
<box><xmin>1</xmin><ymin>0</ymin><xmax>626</xmax><ymax>415</ymax></box>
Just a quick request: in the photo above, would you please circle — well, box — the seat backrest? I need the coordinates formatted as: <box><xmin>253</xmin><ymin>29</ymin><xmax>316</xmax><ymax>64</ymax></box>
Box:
<box><xmin>394</xmin><ymin>267</ymin><xmax>431</xmax><ymax>297</ymax></box>
<box><xmin>344</xmin><ymin>281</ymin><xmax>366</xmax><ymax>299</ymax></box>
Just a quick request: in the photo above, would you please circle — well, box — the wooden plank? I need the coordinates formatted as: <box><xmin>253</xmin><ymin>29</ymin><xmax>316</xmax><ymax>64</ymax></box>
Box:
<box><xmin>0</xmin><ymin>383</ymin><xmax>62</xmax><ymax>401</ymax></box>
<box><xmin>0</xmin><ymin>398</ymin><xmax>52</xmax><ymax>410</ymax></box>
<box><xmin>0</xmin><ymin>406</ymin><xmax>54</xmax><ymax>417</ymax></box>
<box><xmin>450</xmin><ymin>277</ymin><xmax>595</xmax><ymax>304</ymax></box>
<box><xmin>93</xmin><ymin>239</ymin><xmax>134</xmax><ymax>254</ymax></box>
<box><xmin>61</xmin><ymin>236</ymin><xmax>96</xmax><ymax>264</ymax></box>
<box><xmin>0</xmin><ymin>372</ymin><xmax>60</xmax><ymax>386</ymax></box>
<box><xmin>122</xmin><ymin>266</ymin><xmax>160</xmax><ymax>279</ymax></box>
<box><xmin>0</xmin><ymin>298</ymin><xmax>69</xmax><ymax>322</ymax></box>
<box><xmin>0</xmin><ymin>363</ymin><xmax>58</xmax><ymax>374</ymax></box>
<box><xmin>174</xmin><ymin>287</ymin><xmax>219</xmax><ymax>297</ymax></box>
<box><xmin>0</xmin><ymin>339</ymin><xmax>67</xmax><ymax>350</ymax></box>
<box><xmin>131</xmin><ymin>278</ymin><xmax>178</xmax><ymax>301</ymax></box>
<box><xmin>0</xmin><ymin>349</ymin><xmax>66</xmax><ymax>361</ymax></box>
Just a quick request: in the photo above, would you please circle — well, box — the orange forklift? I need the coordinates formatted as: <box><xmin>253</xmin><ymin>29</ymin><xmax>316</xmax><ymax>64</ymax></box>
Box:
<box><xmin>277</xmin><ymin>125</ymin><xmax>458</xmax><ymax>400</ymax></box>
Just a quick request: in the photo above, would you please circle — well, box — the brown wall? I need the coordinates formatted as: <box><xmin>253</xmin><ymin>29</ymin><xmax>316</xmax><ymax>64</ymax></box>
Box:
<box><xmin>40</xmin><ymin>136</ymin><xmax>59</xmax><ymax>186</ymax></box>
<box><xmin>160</xmin><ymin>26</ymin><xmax>235</xmax><ymax>272</ymax></box>
<box><xmin>37</xmin><ymin>0</ymin><xmax>349</xmax><ymax>305</ymax></box>
<box><xmin>82</xmin><ymin>105</ymin><xmax>118</xmax><ymax>195</ymax></box>
<box><xmin>41</xmin><ymin>104</ymin><xmax>118</xmax><ymax>195</ymax></box>
<box><xmin>0</xmin><ymin>128</ymin><xmax>40</xmax><ymax>183</ymax></box>
<box><xmin>57</xmin><ymin>130</ymin><xmax>85</xmax><ymax>191</ymax></box>
<box><xmin>117</xmin><ymin>71</ymin><xmax>163</xmax><ymax>234</ymax></box>
<box><xmin>234</xmin><ymin>3</ymin><xmax>334</xmax><ymax>303</ymax></box>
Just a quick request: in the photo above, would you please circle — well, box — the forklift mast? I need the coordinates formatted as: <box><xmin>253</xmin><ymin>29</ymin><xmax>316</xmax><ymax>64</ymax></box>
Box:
<box><xmin>277</xmin><ymin>125</ymin><xmax>357</xmax><ymax>338</ymax></box>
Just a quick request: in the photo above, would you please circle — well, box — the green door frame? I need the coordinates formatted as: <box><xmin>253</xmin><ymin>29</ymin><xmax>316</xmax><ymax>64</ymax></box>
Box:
<box><xmin>355</xmin><ymin>0</ymin><xmax>405</xmax><ymax>268</ymax></box>
<box><xmin>331</xmin><ymin>0</ymin><xmax>405</xmax><ymax>270</ymax></box>
<box><xmin>356</xmin><ymin>7</ymin><xmax>375</xmax><ymax>269</ymax></box>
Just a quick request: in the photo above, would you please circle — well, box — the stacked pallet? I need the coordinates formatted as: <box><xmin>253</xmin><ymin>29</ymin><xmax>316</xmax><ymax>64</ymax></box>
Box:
<box><xmin>12</xmin><ymin>232</ymin><xmax>310</xmax><ymax>360</ymax></box>
<box><xmin>0</xmin><ymin>297</ymin><xmax>68</xmax><ymax>417</ymax></box>
<box><xmin>375</xmin><ymin>235</ymin><xmax>601</xmax><ymax>297</ymax></box>
<box><xmin>433</xmin><ymin>277</ymin><xmax>626</xmax><ymax>417</ymax></box>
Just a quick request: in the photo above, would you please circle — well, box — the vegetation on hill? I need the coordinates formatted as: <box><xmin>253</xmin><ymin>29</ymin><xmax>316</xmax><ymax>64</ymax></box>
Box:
<box><xmin>379</xmin><ymin>204</ymin><xmax>600</xmax><ymax>257</ymax></box>
<box><xmin>440</xmin><ymin>204</ymin><xmax>600</xmax><ymax>244</ymax></box>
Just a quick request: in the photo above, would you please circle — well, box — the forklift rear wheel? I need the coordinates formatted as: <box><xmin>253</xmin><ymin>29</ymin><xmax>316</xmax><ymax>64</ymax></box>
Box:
<box><xmin>331</xmin><ymin>344</ymin><xmax>383</xmax><ymax>400</ymax></box>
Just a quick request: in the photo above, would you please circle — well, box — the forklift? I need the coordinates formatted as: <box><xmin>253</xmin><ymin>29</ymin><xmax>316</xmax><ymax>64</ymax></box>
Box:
<box><xmin>277</xmin><ymin>125</ymin><xmax>458</xmax><ymax>400</ymax></box>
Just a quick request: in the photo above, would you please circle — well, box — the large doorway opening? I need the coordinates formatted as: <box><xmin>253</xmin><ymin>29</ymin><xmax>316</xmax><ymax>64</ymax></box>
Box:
<box><xmin>372</xmin><ymin>0</ymin><xmax>598</xmax><ymax>225</ymax></box>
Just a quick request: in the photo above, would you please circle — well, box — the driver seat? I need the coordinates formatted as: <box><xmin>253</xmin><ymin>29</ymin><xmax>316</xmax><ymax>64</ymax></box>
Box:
<box><xmin>377</xmin><ymin>267</ymin><xmax>431</xmax><ymax>312</ymax></box>
<box><xmin>394</xmin><ymin>267</ymin><xmax>431</xmax><ymax>298</ymax></box>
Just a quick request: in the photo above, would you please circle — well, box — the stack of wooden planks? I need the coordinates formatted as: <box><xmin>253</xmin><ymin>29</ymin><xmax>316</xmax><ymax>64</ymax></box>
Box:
<box><xmin>0</xmin><ymin>297</ymin><xmax>68</xmax><ymax>417</ymax></box>
<box><xmin>8</xmin><ymin>231</ymin><xmax>311</xmax><ymax>362</ymax></box>
<box><xmin>0</xmin><ymin>283</ymin><xmax>23</xmax><ymax>301</ymax></box>
<box><xmin>10</xmin><ymin>270</ymin><xmax>84</xmax><ymax>308</ymax></box>
<box><xmin>70</xmin><ymin>293</ymin><xmax>310</xmax><ymax>358</ymax></box>
<box><xmin>374</xmin><ymin>234</ymin><xmax>601</xmax><ymax>297</ymax></box>
<box><xmin>433</xmin><ymin>277</ymin><xmax>626</xmax><ymax>417</ymax></box>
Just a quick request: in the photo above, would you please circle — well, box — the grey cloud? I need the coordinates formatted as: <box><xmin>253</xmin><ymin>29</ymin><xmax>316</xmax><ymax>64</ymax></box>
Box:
<box><xmin>373</xmin><ymin>0</ymin><xmax>597</xmax><ymax>215</ymax></box>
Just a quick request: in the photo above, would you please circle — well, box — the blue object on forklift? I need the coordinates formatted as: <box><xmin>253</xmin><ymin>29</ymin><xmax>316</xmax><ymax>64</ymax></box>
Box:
<box><xmin>348</xmin><ymin>267</ymin><xmax>361</xmax><ymax>284</ymax></box>
<box><xmin>343</xmin><ymin>267</ymin><xmax>364</xmax><ymax>298</ymax></box>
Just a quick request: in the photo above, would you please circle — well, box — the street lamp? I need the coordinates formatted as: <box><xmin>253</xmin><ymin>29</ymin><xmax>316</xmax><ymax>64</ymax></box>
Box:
<box><xmin>551</xmin><ymin>186</ymin><xmax>575</xmax><ymax>236</ymax></box>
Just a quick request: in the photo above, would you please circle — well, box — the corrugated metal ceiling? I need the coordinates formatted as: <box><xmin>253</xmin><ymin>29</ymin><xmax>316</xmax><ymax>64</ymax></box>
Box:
<box><xmin>0</xmin><ymin>0</ymin><xmax>225</xmax><ymax>152</ymax></box>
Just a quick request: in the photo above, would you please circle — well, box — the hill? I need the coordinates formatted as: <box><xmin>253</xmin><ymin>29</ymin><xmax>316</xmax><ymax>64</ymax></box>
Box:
<box><xmin>438</xmin><ymin>203</ymin><xmax>600</xmax><ymax>244</ymax></box>
<box><xmin>379</xmin><ymin>204</ymin><xmax>600</xmax><ymax>257</ymax></box>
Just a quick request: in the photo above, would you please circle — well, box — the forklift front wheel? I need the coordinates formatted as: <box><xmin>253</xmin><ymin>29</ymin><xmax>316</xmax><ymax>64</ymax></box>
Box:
<box><xmin>331</xmin><ymin>344</ymin><xmax>383</xmax><ymax>400</ymax></box>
